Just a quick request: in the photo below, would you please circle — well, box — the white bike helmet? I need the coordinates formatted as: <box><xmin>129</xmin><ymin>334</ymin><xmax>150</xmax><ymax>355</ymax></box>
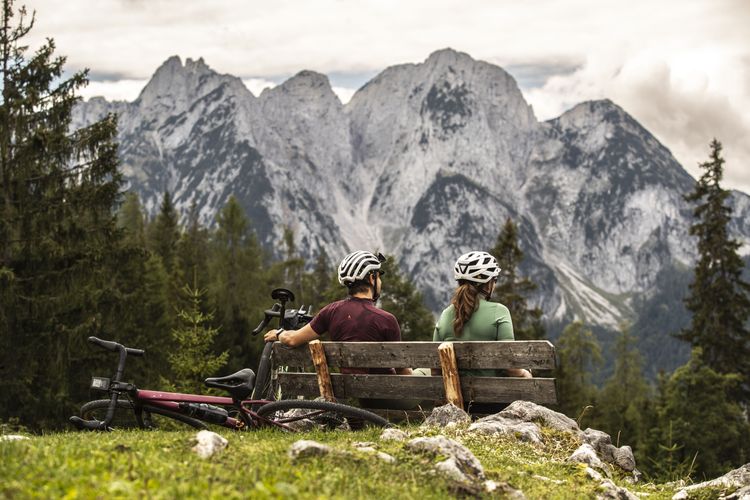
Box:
<box><xmin>338</xmin><ymin>251</ymin><xmax>386</xmax><ymax>286</ymax></box>
<box><xmin>454</xmin><ymin>251</ymin><xmax>500</xmax><ymax>284</ymax></box>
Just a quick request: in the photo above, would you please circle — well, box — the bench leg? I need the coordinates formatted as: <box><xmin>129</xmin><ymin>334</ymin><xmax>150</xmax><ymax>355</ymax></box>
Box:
<box><xmin>438</xmin><ymin>342</ymin><xmax>464</xmax><ymax>408</ymax></box>
<box><xmin>309</xmin><ymin>340</ymin><xmax>336</xmax><ymax>402</ymax></box>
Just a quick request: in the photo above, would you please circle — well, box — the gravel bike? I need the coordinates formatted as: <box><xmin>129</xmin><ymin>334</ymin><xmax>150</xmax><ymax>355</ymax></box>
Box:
<box><xmin>69</xmin><ymin>288</ymin><xmax>389</xmax><ymax>432</ymax></box>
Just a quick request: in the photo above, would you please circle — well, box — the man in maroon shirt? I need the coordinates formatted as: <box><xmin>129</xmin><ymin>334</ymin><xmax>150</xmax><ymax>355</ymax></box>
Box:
<box><xmin>264</xmin><ymin>250</ymin><xmax>412</xmax><ymax>376</ymax></box>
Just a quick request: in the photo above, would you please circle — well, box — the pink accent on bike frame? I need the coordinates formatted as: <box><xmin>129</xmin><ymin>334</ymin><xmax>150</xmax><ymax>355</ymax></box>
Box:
<box><xmin>137</xmin><ymin>389</ymin><xmax>236</xmax><ymax>405</ymax></box>
<box><xmin>136</xmin><ymin>389</ymin><xmax>277</xmax><ymax>430</ymax></box>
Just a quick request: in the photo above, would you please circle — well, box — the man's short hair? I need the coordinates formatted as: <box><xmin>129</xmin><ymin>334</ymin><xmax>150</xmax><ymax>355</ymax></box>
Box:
<box><xmin>347</xmin><ymin>279</ymin><xmax>372</xmax><ymax>296</ymax></box>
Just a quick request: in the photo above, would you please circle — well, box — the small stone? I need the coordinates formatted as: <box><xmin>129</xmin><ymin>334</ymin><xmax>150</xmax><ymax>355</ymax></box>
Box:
<box><xmin>380</xmin><ymin>428</ymin><xmax>408</xmax><ymax>442</ymax></box>
<box><xmin>376</xmin><ymin>452</ymin><xmax>396</xmax><ymax>463</ymax></box>
<box><xmin>288</xmin><ymin>440</ymin><xmax>332</xmax><ymax>460</ymax></box>
<box><xmin>407</xmin><ymin>435</ymin><xmax>485</xmax><ymax>483</ymax></box>
<box><xmin>598</xmin><ymin>479</ymin><xmax>639</xmax><ymax>499</ymax></box>
<box><xmin>586</xmin><ymin>467</ymin><xmax>604</xmax><ymax>482</ymax></box>
<box><xmin>191</xmin><ymin>430</ymin><xmax>228</xmax><ymax>459</ymax></box>
<box><xmin>0</xmin><ymin>435</ymin><xmax>29</xmax><ymax>442</ymax></box>
<box><xmin>352</xmin><ymin>441</ymin><xmax>375</xmax><ymax>448</ymax></box>
<box><xmin>568</xmin><ymin>443</ymin><xmax>609</xmax><ymax>476</ymax></box>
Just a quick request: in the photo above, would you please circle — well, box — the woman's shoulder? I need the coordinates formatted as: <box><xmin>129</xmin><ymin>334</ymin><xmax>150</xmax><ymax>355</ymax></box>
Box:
<box><xmin>479</xmin><ymin>300</ymin><xmax>510</xmax><ymax>315</ymax></box>
<box><xmin>437</xmin><ymin>304</ymin><xmax>455</xmax><ymax>319</ymax></box>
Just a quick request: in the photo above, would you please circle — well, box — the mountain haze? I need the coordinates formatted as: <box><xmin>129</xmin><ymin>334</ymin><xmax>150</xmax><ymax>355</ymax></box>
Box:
<box><xmin>72</xmin><ymin>49</ymin><xmax>750</xmax><ymax>339</ymax></box>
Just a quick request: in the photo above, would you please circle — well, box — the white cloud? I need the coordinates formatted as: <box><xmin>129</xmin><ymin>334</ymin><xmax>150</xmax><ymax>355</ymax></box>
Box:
<box><xmin>241</xmin><ymin>78</ymin><xmax>276</xmax><ymax>97</ymax></box>
<box><xmin>332</xmin><ymin>87</ymin><xmax>356</xmax><ymax>105</ymax></box>
<box><xmin>79</xmin><ymin>79</ymin><xmax>148</xmax><ymax>102</ymax></box>
<box><xmin>19</xmin><ymin>0</ymin><xmax>749</xmax><ymax>192</ymax></box>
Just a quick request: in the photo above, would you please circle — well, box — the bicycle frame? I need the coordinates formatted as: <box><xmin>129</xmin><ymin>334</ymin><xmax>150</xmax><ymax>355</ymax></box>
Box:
<box><xmin>132</xmin><ymin>389</ymin><xmax>282</xmax><ymax>430</ymax></box>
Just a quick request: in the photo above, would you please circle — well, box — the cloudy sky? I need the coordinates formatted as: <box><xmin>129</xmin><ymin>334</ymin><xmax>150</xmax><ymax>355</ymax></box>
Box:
<box><xmin>21</xmin><ymin>0</ymin><xmax>750</xmax><ymax>194</ymax></box>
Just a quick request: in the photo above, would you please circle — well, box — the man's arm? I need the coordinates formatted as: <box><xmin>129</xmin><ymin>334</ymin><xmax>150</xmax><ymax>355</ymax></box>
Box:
<box><xmin>263</xmin><ymin>323</ymin><xmax>321</xmax><ymax>347</ymax></box>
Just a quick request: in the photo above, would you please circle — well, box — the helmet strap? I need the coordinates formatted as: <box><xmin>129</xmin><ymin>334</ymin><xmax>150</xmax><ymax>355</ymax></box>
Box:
<box><xmin>369</xmin><ymin>272</ymin><xmax>381</xmax><ymax>302</ymax></box>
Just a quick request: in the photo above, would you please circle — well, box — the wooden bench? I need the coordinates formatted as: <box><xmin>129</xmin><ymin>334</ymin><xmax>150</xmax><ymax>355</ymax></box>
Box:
<box><xmin>271</xmin><ymin>340</ymin><xmax>557</xmax><ymax>414</ymax></box>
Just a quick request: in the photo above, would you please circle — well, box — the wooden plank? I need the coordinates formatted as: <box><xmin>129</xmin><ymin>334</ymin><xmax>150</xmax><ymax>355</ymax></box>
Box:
<box><xmin>438</xmin><ymin>342</ymin><xmax>463</xmax><ymax>407</ymax></box>
<box><xmin>277</xmin><ymin>373</ymin><xmax>558</xmax><ymax>404</ymax></box>
<box><xmin>273</xmin><ymin>341</ymin><xmax>556</xmax><ymax>370</ymax></box>
<box><xmin>309</xmin><ymin>340</ymin><xmax>335</xmax><ymax>402</ymax></box>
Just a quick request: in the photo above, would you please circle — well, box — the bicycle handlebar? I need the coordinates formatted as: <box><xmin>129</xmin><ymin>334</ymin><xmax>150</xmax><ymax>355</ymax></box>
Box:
<box><xmin>251</xmin><ymin>304</ymin><xmax>314</xmax><ymax>336</ymax></box>
<box><xmin>88</xmin><ymin>336</ymin><xmax>144</xmax><ymax>357</ymax></box>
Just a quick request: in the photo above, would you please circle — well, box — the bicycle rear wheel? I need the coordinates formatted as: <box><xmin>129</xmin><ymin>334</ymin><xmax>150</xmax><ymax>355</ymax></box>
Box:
<box><xmin>80</xmin><ymin>399</ymin><xmax>207</xmax><ymax>430</ymax></box>
<box><xmin>256</xmin><ymin>399</ymin><xmax>390</xmax><ymax>430</ymax></box>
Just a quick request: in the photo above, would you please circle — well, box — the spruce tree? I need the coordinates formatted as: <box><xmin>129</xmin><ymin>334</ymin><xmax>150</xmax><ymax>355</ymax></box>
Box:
<box><xmin>489</xmin><ymin>218</ymin><xmax>545</xmax><ymax>339</ymax></box>
<box><xmin>166</xmin><ymin>282</ymin><xmax>228</xmax><ymax>394</ymax></box>
<box><xmin>208</xmin><ymin>195</ymin><xmax>265</xmax><ymax>372</ymax></box>
<box><xmin>555</xmin><ymin>320</ymin><xmax>602</xmax><ymax>425</ymax></box>
<box><xmin>680</xmin><ymin>139</ymin><xmax>750</xmax><ymax>401</ymax></box>
<box><xmin>378</xmin><ymin>255</ymin><xmax>435</xmax><ymax>341</ymax></box>
<box><xmin>649</xmin><ymin>348</ymin><xmax>749</xmax><ymax>479</ymax></box>
<box><xmin>0</xmin><ymin>0</ymin><xmax>123</xmax><ymax>427</ymax></box>
<box><xmin>596</xmin><ymin>323</ymin><xmax>651</xmax><ymax>452</ymax></box>
<box><xmin>147</xmin><ymin>190</ymin><xmax>181</xmax><ymax>277</ymax></box>
<box><xmin>177</xmin><ymin>199</ymin><xmax>210</xmax><ymax>293</ymax></box>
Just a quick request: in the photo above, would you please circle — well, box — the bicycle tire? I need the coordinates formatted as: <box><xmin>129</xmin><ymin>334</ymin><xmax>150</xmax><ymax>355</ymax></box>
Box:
<box><xmin>80</xmin><ymin>399</ymin><xmax>207</xmax><ymax>430</ymax></box>
<box><xmin>256</xmin><ymin>399</ymin><xmax>390</xmax><ymax>429</ymax></box>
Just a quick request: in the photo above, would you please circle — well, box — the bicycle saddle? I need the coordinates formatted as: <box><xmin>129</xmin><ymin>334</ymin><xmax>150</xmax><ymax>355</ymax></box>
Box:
<box><xmin>204</xmin><ymin>368</ymin><xmax>256</xmax><ymax>401</ymax></box>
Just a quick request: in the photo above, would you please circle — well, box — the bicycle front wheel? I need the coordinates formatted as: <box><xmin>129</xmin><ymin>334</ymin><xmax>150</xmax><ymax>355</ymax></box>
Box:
<box><xmin>256</xmin><ymin>399</ymin><xmax>390</xmax><ymax>430</ymax></box>
<box><xmin>81</xmin><ymin>399</ymin><xmax>207</xmax><ymax>430</ymax></box>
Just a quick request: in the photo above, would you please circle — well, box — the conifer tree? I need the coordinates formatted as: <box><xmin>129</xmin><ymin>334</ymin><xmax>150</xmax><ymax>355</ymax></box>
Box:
<box><xmin>118</xmin><ymin>192</ymin><xmax>146</xmax><ymax>247</ymax></box>
<box><xmin>177</xmin><ymin>200</ymin><xmax>210</xmax><ymax>293</ymax></box>
<box><xmin>166</xmin><ymin>282</ymin><xmax>228</xmax><ymax>394</ymax></box>
<box><xmin>555</xmin><ymin>320</ymin><xmax>602</xmax><ymax>425</ymax></box>
<box><xmin>596</xmin><ymin>323</ymin><xmax>651</xmax><ymax>451</ymax></box>
<box><xmin>208</xmin><ymin>195</ymin><xmax>265</xmax><ymax>372</ymax></box>
<box><xmin>0</xmin><ymin>0</ymin><xmax>123</xmax><ymax>427</ymax></box>
<box><xmin>680</xmin><ymin>139</ymin><xmax>750</xmax><ymax>402</ymax></box>
<box><xmin>147</xmin><ymin>190</ymin><xmax>181</xmax><ymax>277</ymax></box>
<box><xmin>489</xmin><ymin>218</ymin><xmax>545</xmax><ymax>339</ymax></box>
<box><xmin>649</xmin><ymin>348</ymin><xmax>749</xmax><ymax>479</ymax></box>
<box><xmin>378</xmin><ymin>255</ymin><xmax>435</xmax><ymax>341</ymax></box>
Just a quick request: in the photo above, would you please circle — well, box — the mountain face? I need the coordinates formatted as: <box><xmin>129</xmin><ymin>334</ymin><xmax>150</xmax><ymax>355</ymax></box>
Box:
<box><xmin>72</xmin><ymin>49</ymin><xmax>750</xmax><ymax>333</ymax></box>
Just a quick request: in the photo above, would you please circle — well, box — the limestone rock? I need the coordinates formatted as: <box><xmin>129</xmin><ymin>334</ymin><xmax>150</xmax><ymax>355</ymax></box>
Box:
<box><xmin>567</xmin><ymin>443</ymin><xmax>609</xmax><ymax>475</ymax></box>
<box><xmin>407</xmin><ymin>435</ymin><xmax>485</xmax><ymax>484</ymax></box>
<box><xmin>191</xmin><ymin>430</ymin><xmax>228</xmax><ymax>459</ymax></box>
<box><xmin>0</xmin><ymin>435</ymin><xmax>29</xmax><ymax>442</ymax></box>
<box><xmin>288</xmin><ymin>440</ymin><xmax>332</xmax><ymax>460</ymax></box>
<box><xmin>597</xmin><ymin>479</ymin><xmax>639</xmax><ymax>500</ymax></box>
<box><xmin>673</xmin><ymin>464</ymin><xmax>750</xmax><ymax>499</ymax></box>
<box><xmin>469</xmin><ymin>415</ymin><xmax>544</xmax><ymax>444</ymax></box>
<box><xmin>498</xmin><ymin>401</ymin><xmax>583</xmax><ymax>437</ymax></box>
<box><xmin>422</xmin><ymin>403</ymin><xmax>471</xmax><ymax>428</ymax></box>
<box><xmin>379</xmin><ymin>428</ymin><xmax>409</xmax><ymax>442</ymax></box>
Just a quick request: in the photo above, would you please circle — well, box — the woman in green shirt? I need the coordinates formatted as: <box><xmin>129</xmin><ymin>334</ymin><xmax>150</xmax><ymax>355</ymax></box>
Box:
<box><xmin>434</xmin><ymin>251</ymin><xmax>532</xmax><ymax>379</ymax></box>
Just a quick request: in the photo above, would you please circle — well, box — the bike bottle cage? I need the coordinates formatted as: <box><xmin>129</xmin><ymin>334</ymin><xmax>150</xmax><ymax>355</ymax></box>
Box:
<box><xmin>204</xmin><ymin>368</ymin><xmax>256</xmax><ymax>400</ymax></box>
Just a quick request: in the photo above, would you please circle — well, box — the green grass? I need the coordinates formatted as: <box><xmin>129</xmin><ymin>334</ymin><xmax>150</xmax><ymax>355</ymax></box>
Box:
<box><xmin>1</xmin><ymin>426</ymin><xmax>681</xmax><ymax>499</ymax></box>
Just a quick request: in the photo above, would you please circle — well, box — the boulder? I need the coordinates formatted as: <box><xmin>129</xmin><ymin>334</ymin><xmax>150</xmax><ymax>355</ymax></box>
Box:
<box><xmin>672</xmin><ymin>464</ymin><xmax>750</xmax><ymax>499</ymax></box>
<box><xmin>422</xmin><ymin>404</ymin><xmax>471</xmax><ymax>427</ymax></box>
<box><xmin>191</xmin><ymin>430</ymin><xmax>228</xmax><ymax>459</ymax></box>
<box><xmin>469</xmin><ymin>415</ymin><xmax>544</xmax><ymax>444</ymax></box>
<box><xmin>497</xmin><ymin>401</ymin><xmax>583</xmax><ymax>437</ymax></box>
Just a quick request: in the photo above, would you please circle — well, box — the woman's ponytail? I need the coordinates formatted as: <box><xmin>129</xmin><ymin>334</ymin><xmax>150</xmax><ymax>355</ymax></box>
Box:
<box><xmin>451</xmin><ymin>282</ymin><xmax>481</xmax><ymax>337</ymax></box>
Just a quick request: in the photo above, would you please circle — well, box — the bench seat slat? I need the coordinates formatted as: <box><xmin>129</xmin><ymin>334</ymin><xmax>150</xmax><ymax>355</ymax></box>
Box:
<box><xmin>277</xmin><ymin>373</ymin><xmax>558</xmax><ymax>404</ymax></box>
<box><xmin>273</xmin><ymin>341</ymin><xmax>556</xmax><ymax>370</ymax></box>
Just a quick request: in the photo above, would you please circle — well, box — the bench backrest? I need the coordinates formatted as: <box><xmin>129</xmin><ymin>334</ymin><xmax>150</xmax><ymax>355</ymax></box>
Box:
<box><xmin>272</xmin><ymin>340</ymin><xmax>557</xmax><ymax>405</ymax></box>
